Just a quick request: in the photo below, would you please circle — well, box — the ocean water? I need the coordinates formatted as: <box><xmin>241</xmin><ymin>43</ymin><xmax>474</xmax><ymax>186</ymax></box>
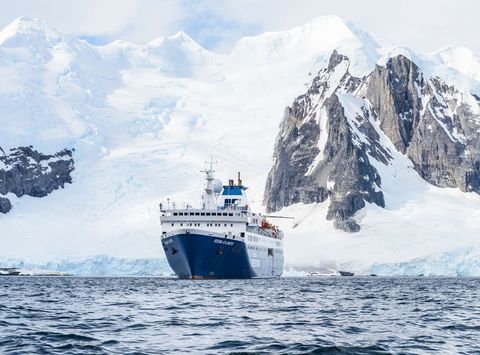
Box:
<box><xmin>0</xmin><ymin>277</ymin><xmax>479</xmax><ymax>354</ymax></box>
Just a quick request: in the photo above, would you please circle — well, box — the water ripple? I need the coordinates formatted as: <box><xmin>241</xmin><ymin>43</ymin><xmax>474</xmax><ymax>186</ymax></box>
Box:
<box><xmin>0</xmin><ymin>277</ymin><xmax>479</xmax><ymax>354</ymax></box>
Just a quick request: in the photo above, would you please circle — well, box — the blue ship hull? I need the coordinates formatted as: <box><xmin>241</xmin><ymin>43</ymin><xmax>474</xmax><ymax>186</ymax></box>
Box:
<box><xmin>162</xmin><ymin>232</ymin><xmax>256</xmax><ymax>279</ymax></box>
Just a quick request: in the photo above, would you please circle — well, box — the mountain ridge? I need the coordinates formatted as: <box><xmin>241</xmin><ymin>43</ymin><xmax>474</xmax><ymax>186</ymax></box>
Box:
<box><xmin>0</xmin><ymin>16</ymin><xmax>480</xmax><ymax>274</ymax></box>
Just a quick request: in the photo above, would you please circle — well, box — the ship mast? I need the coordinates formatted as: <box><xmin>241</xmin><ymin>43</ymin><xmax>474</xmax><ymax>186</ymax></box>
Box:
<box><xmin>201</xmin><ymin>158</ymin><xmax>217</xmax><ymax>209</ymax></box>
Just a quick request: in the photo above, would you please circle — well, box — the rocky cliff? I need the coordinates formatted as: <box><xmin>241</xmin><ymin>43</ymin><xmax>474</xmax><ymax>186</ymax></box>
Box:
<box><xmin>264</xmin><ymin>51</ymin><xmax>480</xmax><ymax>232</ymax></box>
<box><xmin>0</xmin><ymin>146</ymin><xmax>74</xmax><ymax>213</ymax></box>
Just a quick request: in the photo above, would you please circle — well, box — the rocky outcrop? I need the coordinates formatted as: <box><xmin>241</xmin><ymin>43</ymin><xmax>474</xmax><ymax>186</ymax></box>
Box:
<box><xmin>264</xmin><ymin>51</ymin><xmax>480</xmax><ymax>232</ymax></box>
<box><xmin>368</xmin><ymin>57</ymin><xmax>480</xmax><ymax>194</ymax></box>
<box><xmin>264</xmin><ymin>51</ymin><xmax>387</xmax><ymax>232</ymax></box>
<box><xmin>0</xmin><ymin>146</ymin><xmax>74</xmax><ymax>213</ymax></box>
<box><xmin>0</xmin><ymin>197</ymin><xmax>12</xmax><ymax>214</ymax></box>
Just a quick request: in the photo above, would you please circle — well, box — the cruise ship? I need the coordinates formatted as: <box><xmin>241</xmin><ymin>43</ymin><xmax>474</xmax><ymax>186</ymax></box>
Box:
<box><xmin>160</xmin><ymin>165</ymin><xmax>284</xmax><ymax>279</ymax></box>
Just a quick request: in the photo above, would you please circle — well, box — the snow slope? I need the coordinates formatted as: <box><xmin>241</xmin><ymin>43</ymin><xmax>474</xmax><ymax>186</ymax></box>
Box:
<box><xmin>1</xmin><ymin>16</ymin><xmax>480</xmax><ymax>275</ymax></box>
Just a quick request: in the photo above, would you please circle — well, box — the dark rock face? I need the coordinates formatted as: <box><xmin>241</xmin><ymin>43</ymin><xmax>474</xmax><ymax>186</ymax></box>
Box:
<box><xmin>367</xmin><ymin>56</ymin><xmax>424</xmax><ymax>154</ymax></box>
<box><xmin>368</xmin><ymin>57</ymin><xmax>480</xmax><ymax>194</ymax></box>
<box><xmin>264</xmin><ymin>51</ymin><xmax>480</xmax><ymax>232</ymax></box>
<box><xmin>322</xmin><ymin>95</ymin><xmax>385</xmax><ymax>232</ymax></box>
<box><xmin>0</xmin><ymin>197</ymin><xmax>12</xmax><ymax>214</ymax></box>
<box><xmin>264</xmin><ymin>51</ymin><xmax>387</xmax><ymax>232</ymax></box>
<box><xmin>0</xmin><ymin>146</ymin><xmax>74</xmax><ymax>214</ymax></box>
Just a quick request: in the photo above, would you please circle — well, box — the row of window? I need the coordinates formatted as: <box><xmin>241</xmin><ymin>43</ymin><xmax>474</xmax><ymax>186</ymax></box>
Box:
<box><xmin>172</xmin><ymin>212</ymin><xmax>239</xmax><ymax>217</ymax></box>
<box><xmin>170</xmin><ymin>223</ymin><xmax>235</xmax><ymax>227</ymax></box>
<box><xmin>247</xmin><ymin>246</ymin><xmax>283</xmax><ymax>255</ymax></box>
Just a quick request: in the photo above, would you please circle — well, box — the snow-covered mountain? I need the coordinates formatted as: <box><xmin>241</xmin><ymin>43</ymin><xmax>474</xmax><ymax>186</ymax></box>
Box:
<box><xmin>265</xmin><ymin>50</ymin><xmax>480</xmax><ymax>232</ymax></box>
<box><xmin>0</xmin><ymin>16</ymin><xmax>479</xmax><ymax>275</ymax></box>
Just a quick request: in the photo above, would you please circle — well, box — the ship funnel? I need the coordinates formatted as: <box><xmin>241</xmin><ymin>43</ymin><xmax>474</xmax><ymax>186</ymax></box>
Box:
<box><xmin>237</xmin><ymin>171</ymin><xmax>242</xmax><ymax>186</ymax></box>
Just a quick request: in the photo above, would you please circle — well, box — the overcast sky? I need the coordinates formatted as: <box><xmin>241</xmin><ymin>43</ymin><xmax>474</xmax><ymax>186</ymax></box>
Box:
<box><xmin>1</xmin><ymin>0</ymin><xmax>478</xmax><ymax>54</ymax></box>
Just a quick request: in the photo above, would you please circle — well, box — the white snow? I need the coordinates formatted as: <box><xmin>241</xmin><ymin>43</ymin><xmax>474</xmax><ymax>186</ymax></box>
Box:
<box><xmin>305</xmin><ymin>108</ymin><xmax>329</xmax><ymax>176</ymax></box>
<box><xmin>1</xmin><ymin>16</ymin><xmax>480</xmax><ymax>275</ymax></box>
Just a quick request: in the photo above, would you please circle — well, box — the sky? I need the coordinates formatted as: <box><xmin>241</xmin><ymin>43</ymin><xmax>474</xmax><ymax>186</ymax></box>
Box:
<box><xmin>0</xmin><ymin>0</ymin><xmax>478</xmax><ymax>54</ymax></box>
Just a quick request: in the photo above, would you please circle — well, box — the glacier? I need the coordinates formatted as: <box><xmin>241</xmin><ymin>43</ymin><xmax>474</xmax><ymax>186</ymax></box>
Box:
<box><xmin>0</xmin><ymin>16</ymin><xmax>480</xmax><ymax>275</ymax></box>
<box><xmin>371</xmin><ymin>247</ymin><xmax>480</xmax><ymax>277</ymax></box>
<box><xmin>0</xmin><ymin>255</ymin><xmax>173</xmax><ymax>276</ymax></box>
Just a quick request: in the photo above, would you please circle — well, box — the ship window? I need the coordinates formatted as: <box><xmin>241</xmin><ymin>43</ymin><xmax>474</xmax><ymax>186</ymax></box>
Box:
<box><xmin>201</xmin><ymin>212</ymin><xmax>205</xmax><ymax>216</ymax></box>
<box><xmin>228</xmin><ymin>213</ymin><xmax>233</xmax><ymax>216</ymax></box>
<box><xmin>195</xmin><ymin>212</ymin><xmax>199</xmax><ymax>216</ymax></box>
<box><xmin>224</xmin><ymin>223</ymin><xmax>227</xmax><ymax>227</ymax></box>
<box><xmin>180</xmin><ymin>223</ymin><xmax>183</xmax><ymax>226</ymax></box>
<box><xmin>231</xmin><ymin>224</ymin><xmax>233</xmax><ymax>227</ymax></box>
<box><xmin>206</xmin><ymin>213</ymin><xmax>211</xmax><ymax>216</ymax></box>
<box><xmin>179</xmin><ymin>212</ymin><xmax>184</xmax><ymax>216</ymax></box>
<box><xmin>223</xmin><ymin>213</ymin><xmax>227</xmax><ymax>216</ymax></box>
<box><xmin>173</xmin><ymin>212</ymin><xmax>178</xmax><ymax>216</ymax></box>
<box><xmin>171</xmin><ymin>223</ymin><xmax>174</xmax><ymax>226</ymax></box>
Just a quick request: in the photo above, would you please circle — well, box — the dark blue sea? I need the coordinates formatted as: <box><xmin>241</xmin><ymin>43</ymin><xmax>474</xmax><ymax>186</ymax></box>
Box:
<box><xmin>0</xmin><ymin>277</ymin><xmax>479</xmax><ymax>354</ymax></box>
